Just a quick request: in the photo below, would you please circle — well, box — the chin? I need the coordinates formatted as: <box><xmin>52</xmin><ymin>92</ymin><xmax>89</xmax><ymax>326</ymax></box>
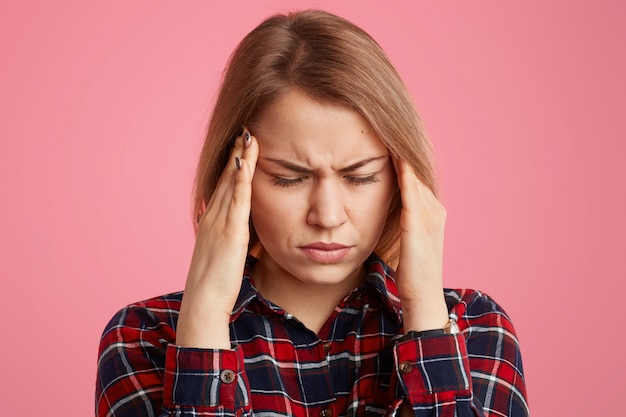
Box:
<box><xmin>289</xmin><ymin>261</ymin><xmax>364</xmax><ymax>286</ymax></box>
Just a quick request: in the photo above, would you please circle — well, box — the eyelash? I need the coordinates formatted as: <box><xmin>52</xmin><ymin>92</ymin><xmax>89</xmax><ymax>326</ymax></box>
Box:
<box><xmin>272</xmin><ymin>176</ymin><xmax>380</xmax><ymax>187</ymax></box>
<box><xmin>348</xmin><ymin>175</ymin><xmax>380</xmax><ymax>186</ymax></box>
<box><xmin>272</xmin><ymin>177</ymin><xmax>304</xmax><ymax>187</ymax></box>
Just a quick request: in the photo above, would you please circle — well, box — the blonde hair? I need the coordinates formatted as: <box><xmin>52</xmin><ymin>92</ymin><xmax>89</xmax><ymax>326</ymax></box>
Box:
<box><xmin>193</xmin><ymin>9</ymin><xmax>436</xmax><ymax>268</ymax></box>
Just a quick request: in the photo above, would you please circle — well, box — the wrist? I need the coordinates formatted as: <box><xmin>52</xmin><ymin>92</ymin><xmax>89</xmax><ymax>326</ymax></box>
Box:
<box><xmin>176</xmin><ymin>305</ymin><xmax>232</xmax><ymax>349</ymax></box>
<box><xmin>398</xmin><ymin>329</ymin><xmax>444</xmax><ymax>342</ymax></box>
<box><xmin>401</xmin><ymin>292</ymin><xmax>448</xmax><ymax>333</ymax></box>
<box><xmin>399</xmin><ymin>317</ymin><xmax>459</xmax><ymax>341</ymax></box>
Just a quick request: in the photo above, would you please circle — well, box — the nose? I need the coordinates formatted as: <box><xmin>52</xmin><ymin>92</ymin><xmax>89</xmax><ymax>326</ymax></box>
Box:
<box><xmin>306</xmin><ymin>178</ymin><xmax>348</xmax><ymax>229</ymax></box>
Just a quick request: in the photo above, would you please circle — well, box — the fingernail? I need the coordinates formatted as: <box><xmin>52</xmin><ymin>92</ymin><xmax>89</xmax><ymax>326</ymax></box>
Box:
<box><xmin>235</xmin><ymin>156</ymin><xmax>241</xmax><ymax>170</ymax></box>
<box><xmin>244</xmin><ymin>131</ymin><xmax>251</xmax><ymax>148</ymax></box>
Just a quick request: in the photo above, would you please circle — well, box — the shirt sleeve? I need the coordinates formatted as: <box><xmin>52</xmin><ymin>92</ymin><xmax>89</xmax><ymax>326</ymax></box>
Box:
<box><xmin>392</xmin><ymin>291</ymin><xmax>529</xmax><ymax>417</ymax></box>
<box><xmin>96</xmin><ymin>305</ymin><xmax>252</xmax><ymax>417</ymax></box>
<box><xmin>162</xmin><ymin>345</ymin><xmax>251</xmax><ymax>416</ymax></box>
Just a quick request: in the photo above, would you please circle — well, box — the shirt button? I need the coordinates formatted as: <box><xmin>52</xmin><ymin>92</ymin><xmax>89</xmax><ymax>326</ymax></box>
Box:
<box><xmin>320</xmin><ymin>408</ymin><xmax>333</xmax><ymax>417</ymax></box>
<box><xmin>323</xmin><ymin>342</ymin><xmax>332</xmax><ymax>355</ymax></box>
<box><xmin>399</xmin><ymin>361</ymin><xmax>413</xmax><ymax>374</ymax></box>
<box><xmin>220</xmin><ymin>369</ymin><xmax>236</xmax><ymax>384</ymax></box>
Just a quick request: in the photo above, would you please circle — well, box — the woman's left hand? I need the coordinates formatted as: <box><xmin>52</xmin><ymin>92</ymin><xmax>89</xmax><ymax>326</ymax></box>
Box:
<box><xmin>394</xmin><ymin>158</ymin><xmax>449</xmax><ymax>332</ymax></box>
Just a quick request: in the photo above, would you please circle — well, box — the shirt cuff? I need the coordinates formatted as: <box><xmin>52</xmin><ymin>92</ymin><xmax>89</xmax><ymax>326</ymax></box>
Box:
<box><xmin>394</xmin><ymin>334</ymin><xmax>472</xmax><ymax>403</ymax></box>
<box><xmin>163</xmin><ymin>344</ymin><xmax>250</xmax><ymax>409</ymax></box>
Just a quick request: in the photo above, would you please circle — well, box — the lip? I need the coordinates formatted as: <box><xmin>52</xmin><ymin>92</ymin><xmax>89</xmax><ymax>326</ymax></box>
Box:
<box><xmin>299</xmin><ymin>242</ymin><xmax>352</xmax><ymax>263</ymax></box>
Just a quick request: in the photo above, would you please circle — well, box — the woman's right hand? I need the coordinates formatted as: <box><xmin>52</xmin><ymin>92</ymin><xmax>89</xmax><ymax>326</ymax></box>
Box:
<box><xmin>176</xmin><ymin>129</ymin><xmax>259</xmax><ymax>349</ymax></box>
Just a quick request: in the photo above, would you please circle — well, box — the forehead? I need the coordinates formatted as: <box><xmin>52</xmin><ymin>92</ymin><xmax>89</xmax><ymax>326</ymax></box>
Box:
<box><xmin>252</xmin><ymin>89</ymin><xmax>388</xmax><ymax>167</ymax></box>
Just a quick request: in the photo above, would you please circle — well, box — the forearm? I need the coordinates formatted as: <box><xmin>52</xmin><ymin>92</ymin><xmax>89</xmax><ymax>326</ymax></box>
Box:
<box><xmin>175</xmin><ymin>130</ymin><xmax>257</xmax><ymax>350</ymax></box>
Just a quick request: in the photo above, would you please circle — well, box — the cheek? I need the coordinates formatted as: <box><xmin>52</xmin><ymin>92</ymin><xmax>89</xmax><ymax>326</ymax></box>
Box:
<box><xmin>250</xmin><ymin>194</ymin><xmax>276</xmax><ymax>249</ymax></box>
<box><xmin>350</xmin><ymin>186</ymin><xmax>396</xmax><ymax>236</ymax></box>
<box><xmin>352</xmin><ymin>183</ymin><xmax>395</xmax><ymax>215</ymax></box>
<box><xmin>250</xmin><ymin>187</ymin><xmax>273</xmax><ymax>232</ymax></box>
<box><xmin>354</xmin><ymin>195</ymin><xmax>389</xmax><ymax>226</ymax></box>
<box><xmin>250</xmin><ymin>183</ymin><xmax>298</xmax><ymax>234</ymax></box>
<box><xmin>250</xmin><ymin>176</ymin><xmax>273</xmax><ymax>214</ymax></box>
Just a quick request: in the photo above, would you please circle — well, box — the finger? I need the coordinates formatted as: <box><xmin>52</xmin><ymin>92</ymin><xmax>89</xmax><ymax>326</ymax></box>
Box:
<box><xmin>394</xmin><ymin>158</ymin><xmax>419</xmax><ymax>209</ymax></box>
<box><xmin>239</xmin><ymin>128</ymin><xmax>259</xmax><ymax>178</ymax></box>
<box><xmin>394</xmin><ymin>159</ymin><xmax>442</xmax><ymax>218</ymax></box>
<box><xmin>203</xmin><ymin>131</ymin><xmax>247</xmax><ymax>218</ymax></box>
<box><xmin>217</xmin><ymin>128</ymin><xmax>258</xmax><ymax>216</ymax></box>
<box><xmin>201</xmin><ymin>127</ymin><xmax>259</xmax><ymax>230</ymax></box>
<box><xmin>230</xmin><ymin>127</ymin><xmax>247</xmax><ymax>160</ymax></box>
<box><xmin>225</xmin><ymin>151</ymin><xmax>254</xmax><ymax>238</ymax></box>
<box><xmin>395</xmin><ymin>158</ymin><xmax>419</xmax><ymax>190</ymax></box>
<box><xmin>211</xmin><ymin>129</ymin><xmax>246</xmax><ymax>195</ymax></box>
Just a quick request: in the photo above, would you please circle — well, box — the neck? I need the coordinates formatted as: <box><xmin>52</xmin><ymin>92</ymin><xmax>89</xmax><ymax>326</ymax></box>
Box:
<box><xmin>252</xmin><ymin>252</ymin><xmax>365</xmax><ymax>334</ymax></box>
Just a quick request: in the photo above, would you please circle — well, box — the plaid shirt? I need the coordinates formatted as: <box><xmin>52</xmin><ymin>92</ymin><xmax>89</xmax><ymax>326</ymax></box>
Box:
<box><xmin>96</xmin><ymin>255</ymin><xmax>528</xmax><ymax>417</ymax></box>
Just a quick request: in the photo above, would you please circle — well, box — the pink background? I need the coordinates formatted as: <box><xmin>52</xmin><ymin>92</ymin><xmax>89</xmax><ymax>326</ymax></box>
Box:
<box><xmin>1</xmin><ymin>1</ymin><xmax>624</xmax><ymax>415</ymax></box>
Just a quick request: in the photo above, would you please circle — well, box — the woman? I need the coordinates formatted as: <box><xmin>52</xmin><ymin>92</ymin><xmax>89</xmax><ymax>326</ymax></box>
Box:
<box><xmin>96</xmin><ymin>10</ymin><xmax>528</xmax><ymax>417</ymax></box>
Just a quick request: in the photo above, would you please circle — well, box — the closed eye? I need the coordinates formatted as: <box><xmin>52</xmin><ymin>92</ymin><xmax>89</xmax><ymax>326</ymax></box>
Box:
<box><xmin>345</xmin><ymin>175</ymin><xmax>380</xmax><ymax>186</ymax></box>
<box><xmin>273</xmin><ymin>175</ymin><xmax>380</xmax><ymax>187</ymax></box>
<box><xmin>272</xmin><ymin>176</ymin><xmax>306</xmax><ymax>187</ymax></box>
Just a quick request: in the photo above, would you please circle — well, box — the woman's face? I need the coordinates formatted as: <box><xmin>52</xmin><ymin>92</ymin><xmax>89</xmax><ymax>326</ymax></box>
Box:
<box><xmin>250</xmin><ymin>89</ymin><xmax>396</xmax><ymax>289</ymax></box>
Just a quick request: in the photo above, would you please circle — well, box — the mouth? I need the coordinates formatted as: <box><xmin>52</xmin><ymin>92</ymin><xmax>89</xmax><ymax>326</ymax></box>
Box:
<box><xmin>298</xmin><ymin>242</ymin><xmax>352</xmax><ymax>263</ymax></box>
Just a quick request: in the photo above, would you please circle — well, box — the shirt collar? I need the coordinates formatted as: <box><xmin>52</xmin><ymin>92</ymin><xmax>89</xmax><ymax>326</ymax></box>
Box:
<box><xmin>230</xmin><ymin>253</ymin><xmax>402</xmax><ymax>323</ymax></box>
<box><xmin>362</xmin><ymin>253</ymin><xmax>403</xmax><ymax>322</ymax></box>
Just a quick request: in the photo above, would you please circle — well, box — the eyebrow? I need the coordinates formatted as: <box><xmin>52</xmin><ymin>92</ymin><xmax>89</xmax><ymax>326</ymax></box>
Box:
<box><xmin>263</xmin><ymin>155</ymin><xmax>388</xmax><ymax>174</ymax></box>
